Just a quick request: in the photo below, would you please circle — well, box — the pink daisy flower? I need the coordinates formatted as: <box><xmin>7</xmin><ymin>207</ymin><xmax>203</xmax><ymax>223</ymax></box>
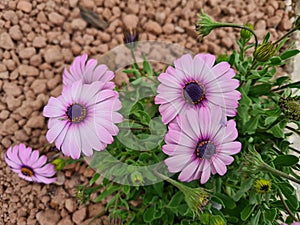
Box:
<box><xmin>63</xmin><ymin>53</ymin><xmax>115</xmax><ymax>90</ymax></box>
<box><xmin>43</xmin><ymin>80</ymin><xmax>123</xmax><ymax>159</ymax></box>
<box><xmin>162</xmin><ymin>106</ymin><xmax>241</xmax><ymax>184</ymax></box>
<box><xmin>155</xmin><ymin>54</ymin><xmax>241</xmax><ymax>124</ymax></box>
<box><xmin>5</xmin><ymin>144</ymin><xmax>56</xmax><ymax>184</ymax></box>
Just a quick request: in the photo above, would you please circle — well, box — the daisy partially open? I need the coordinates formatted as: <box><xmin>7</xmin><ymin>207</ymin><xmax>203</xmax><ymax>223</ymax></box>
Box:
<box><xmin>162</xmin><ymin>106</ymin><xmax>241</xmax><ymax>184</ymax></box>
<box><xmin>63</xmin><ymin>53</ymin><xmax>115</xmax><ymax>90</ymax></box>
<box><xmin>155</xmin><ymin>54</ymin><xmax>241</xmax><ymax>124</ymax></box>
<box><xmin>43</xmin><ymin>80</ymin><xmax>123</xmax><ymax>159</ymax></box>
<box><xmin>5</xmin><ymin>144</ymin><xmax>56</xmax><ymax>184</ymax></box>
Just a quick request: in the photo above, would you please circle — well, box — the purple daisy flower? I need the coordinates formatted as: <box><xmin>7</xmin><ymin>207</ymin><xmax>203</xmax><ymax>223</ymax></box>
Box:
<box><xmin>63</xmin><ymin>53</ymin><xmax>115</xmax><ymax>90</ymax></box>
<box><xmin>5</xmin><ymin>144</ymin><xmax>56</xmax><ymax>184</ymax></box>
<box><xmin>43</xmin><ymin>80</ymin><xmax>123</xmax><ymax>159</ymax></box>
<box><xmin>162</xmin><ymin>106</ymin><xmax>241</xmax><ymax>184</ymax></box>
<box><xmin>155</xmin><ymin>54</ymin><xmax>241</xmax><ymax>124</ymax></box>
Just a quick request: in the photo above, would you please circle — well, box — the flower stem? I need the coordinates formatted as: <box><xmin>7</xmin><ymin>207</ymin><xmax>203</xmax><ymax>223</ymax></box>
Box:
<box><xmin>272</xmin><ymin>81</ymin><xmax>300</xmax><ymax>91</ymax></box>
<box><xmin>261</xmin><ymin>162</ymin><xmax>300</xmax><ymax>185</ymax></box>
<box><xmin>278</xmin><ymin>189</ymin><xmax>299</xmax><ymax>222</ymax></box>
<box><xmin>215</xmin><ymin>23</ymin><xmax>258</xmax><ymax>49</ymax></box>
<box><xmin>274</xmin><ymin>28</ymin><xmax>297</xmax><ymax>45</ymax></box>
<box><xmin>154</xmin><ymin>171</ymin><xmax>187</xmax><ymax>193</ymax></box>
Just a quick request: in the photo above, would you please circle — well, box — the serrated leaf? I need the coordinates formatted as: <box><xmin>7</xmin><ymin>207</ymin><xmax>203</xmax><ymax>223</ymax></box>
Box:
<box><xmin>241</xmin><ymin>204</ymin><xmax>256</xmax><ymax>221</ymax></box>
<box><xmin>273</xmin><ymin>155</ymin><xmax>299</xmax><ymax>167</ymax></box>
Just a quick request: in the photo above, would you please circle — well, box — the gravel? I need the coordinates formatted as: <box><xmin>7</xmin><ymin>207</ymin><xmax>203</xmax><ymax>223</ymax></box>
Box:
<box><xmin>0</xmin><ymin>0</ymin><xmax>295</xmax><ymax>224</ymax></box>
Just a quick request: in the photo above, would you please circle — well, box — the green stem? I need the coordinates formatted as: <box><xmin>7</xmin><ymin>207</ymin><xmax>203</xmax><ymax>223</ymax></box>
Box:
<box><xmin>154</xmin><ymin>171</ymin><xmax>187</xmax><ymax>193</ymax></box>
<box><xmin>278</xmin><ymin>189</ymin><xmax>299</xmax><ymax>222</ymax></box>
<box><xmin>274</xmin><ymin>28</ymin><xmax>297</xmax><ymax>45</ymax></box>
<box><xmin>272</xmin><ymin>81</ymin><xmax>300</xmax><ymax>91</ymax></box>
<box><xmin>130</xmin><ymin>48</ymin><xmax>145</xmax><ymax>77</ymax></box>
<box><xmin>213</xmin><ymin>23</ymin><xmax>258</xmax><ymax>49</ymax></box>
<box><xmin>261</xmin><ymin>162</ymin><xmax>300</xmax><ymax>185</ymax></box>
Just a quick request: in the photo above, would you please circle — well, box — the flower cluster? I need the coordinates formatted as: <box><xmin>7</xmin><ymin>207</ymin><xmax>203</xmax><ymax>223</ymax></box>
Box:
<box><xmin>155</xmin><ymin>54</ymin><xmax>242</xmax><ymax>184</ymax></box>
<box><xmin>43</xmin><ymin>54</ymin><xmax>123</xmax><ymax>159</ymax></box>
<box><xmin>5</xmin><ymin>54</ymin><xmax>123</xmax><ymax>183</ymax></box>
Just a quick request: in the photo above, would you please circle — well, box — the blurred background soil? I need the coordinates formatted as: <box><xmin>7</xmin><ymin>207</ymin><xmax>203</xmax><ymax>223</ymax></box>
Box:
<box><xmin>0</xmin><ymin>0</ymin><xmax>297</xmax><ymax>224</ymax></box>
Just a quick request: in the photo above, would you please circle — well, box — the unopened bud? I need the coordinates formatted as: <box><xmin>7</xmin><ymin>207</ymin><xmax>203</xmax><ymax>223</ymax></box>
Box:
<box><xmin>240</xmin><ymin>23</ymin><xmax>254</xmax><ymax>41</ymax></box>
<box><xmin>196</xmin><ymin>11</ymin><xmax>220</xmax><ymax>38</ymax></box>
<box><xmin>254</xmin><ymin>42</ymin><xmax>276</xmax><ymax>62</ymax></box>
<box><xmin>210</xmin><ymin>215</ymin><xmax>226</xmax><ymax>225</ymax></box>
<box><xmin>123</xmin><ymin>27</ymin><xmax>139</xmax><ymax>49</ymax></box>
<box><xmin>52</xmin><ymin>158</ymin><xmax>65</xmax><ymax>171</ymax></box>
<box><xmin>130</xmin><ymin>171</ymin><xmax>144</xmax><ymax>186</ymax></box>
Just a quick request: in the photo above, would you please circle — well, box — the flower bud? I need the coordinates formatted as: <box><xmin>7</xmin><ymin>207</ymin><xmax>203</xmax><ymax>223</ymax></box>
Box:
<box><xmin>196</xmin><ymin>11</ymin><xmax>220</xmax><ymax>38</ymax></box>
<box><xmin>253</xmin><ymin>179</ymin><xmax>271</xmax><ymax>193</ymax></box>
<box><xmin>130</xmin><ymin>171</ymin><xmax>144</xmax><ymax>186</ymax></box>
<box><xmin>279</xmin><ymin>96</ymin><xmax>300</xmax><ymax>121</ymax></box>
<box><xmin>240</xmin><ymin>23</ymin><xmax>254</xmax><ymax>41</ymax></box>
<box><xmin>209</xmin><ymin>215</ymin><xmax>226</xmax><ymax>225</ymax></box>
<box><xmin>52</xmin><ymin>158</ymin><xmax>65</xmax><ymax>171</ymax></box>
<box><xmin>254</xmin><ymin>42</ymin><xmax>276</xmax><ymax>62</ymax></box>
<box><xmin>123</xmin><ymin>27</ymin><xmax>139</xmax><ymax>49</ymax></box>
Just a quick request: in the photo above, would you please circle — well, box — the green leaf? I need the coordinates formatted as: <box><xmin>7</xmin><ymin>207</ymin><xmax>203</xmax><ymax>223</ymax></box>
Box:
<box><xmin>264</xmin><ymin>116</ymin><xmax>278</xmax><ymax>126</ymax></box>
<box><xmin>280</xmin><ymin>49</ymin><xmax>300</xmax><ymax>60</ymax></box>
<box><xmin>263</xmin><ymin>32</ymin><xmax>270</xmax><ymax>43</ymax></box>
<box><xmin>278</xmin><ymin>182</ymin><xmax>299</xmax><ymax>210</ymax></box>
<box><xmin>168</xmin><ymin>191</ymin><xmax>184</xmax><ymax>208</ymax></box>
<box><xmin>93</xmin><ymin>185</ymin><xmax>119</xmax><ymax>203</ymax></box>
<box><xmin>143</xmin><ymin>206</ymin><xmax>156</xmax><ymax>222</ymax></box>
<box><xmin>232</xmin><ymin>178</ymin><xmax>254</xmax><ymax>201</ymax></box>
<box><xmin>276</xmin><ymin>76</ymin><xmax>290</xmax><ymax>86</ymax></box>
<box><xmin>89</xmin><ymin>173</ymin><xmax>100</xmax><ymax>186</ymax></box>
<box><xmin>241</xmin><ymin>204</ymin><xmax>256</xmax><ymax>221</ymax></box>
<box><xmin>245</xmin><ymin>114</ymin><xmax>261</xmax><ymax>134</ymax></box>
<box><xmin>273</xmin><ymin>155</ymin><xmax>299</xmax><ymax>167</ymax></box>
<box><xmin>214</xmin><ymin>193</ymin><xmax>236</xmax><ymax>209</ymax></box>
<box><xmin>123</xmin><ymin>185</ymin><xmax>130</xmax><ymax>196</ymax></box>
<box><xmin>264</xmin><ymin>208</ymin><xmax>277</xmax><ymax>222</ymax></box>
<box><xmin>143</xmin><ymin>55</ymin><xmax>153</xmax><ymax>76</ymax></box>
<box><xmin>153</xmin><ymin>182</ymin><xmax>164</xmax><ymax>197</ymax></box>
<box><xmin>248</xmin><ymin>83</ymin><xmax>272</xmax><ymax>96</ymax></box>
<box><xmin>268</xmin><ymin>123</ymin><xmax>284</xmax><ymax>138</ymax></box>
<box><xmin>269</xmin><ymin>56</ymin><xmax>282</xmax><ymax>66</ymax></box>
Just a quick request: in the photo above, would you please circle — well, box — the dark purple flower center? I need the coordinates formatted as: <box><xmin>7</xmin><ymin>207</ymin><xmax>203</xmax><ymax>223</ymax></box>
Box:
<box><xmin>195</xmin><ymin>140</ymin><xmax>216</xmax><ymax>160</ymax></box>
<box><xmin>66</xmin><ymin>103</ymin><xmax>87</xmax><ymax>123</ymax></box>
<box><xmin>182</xmin><ymin>81</ymin><xmax>205</xmax><ymax>105</ymax></box>
<box><xmin>21</xmin><ymin>166</ymin><xmax>34</xmax><ymax>177</ymax></box>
